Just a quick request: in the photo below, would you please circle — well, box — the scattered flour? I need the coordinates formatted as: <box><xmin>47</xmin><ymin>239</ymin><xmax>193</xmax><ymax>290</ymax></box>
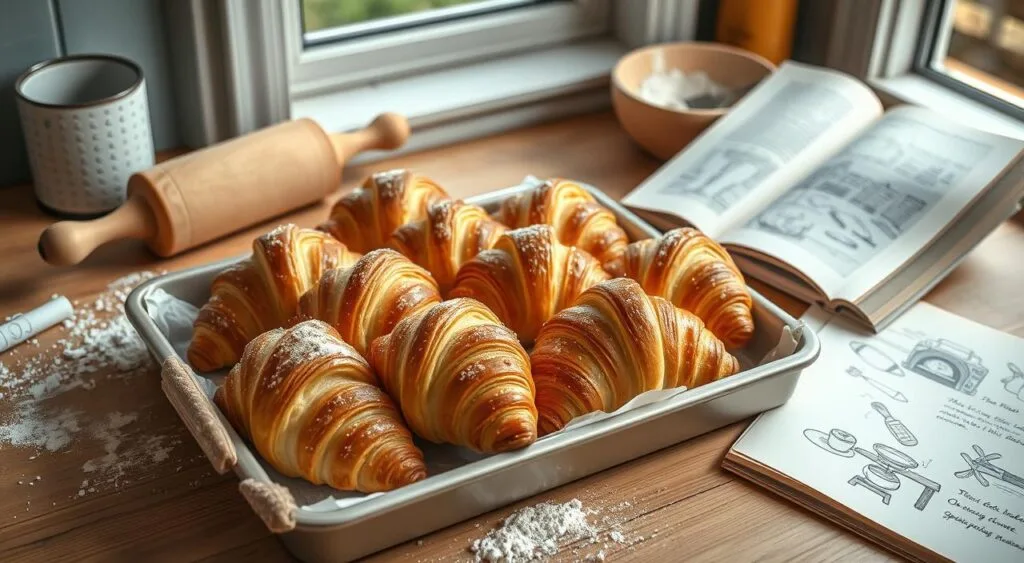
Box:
<box><xmin>0</xmin><ymin>272</ymin><xmax>181</xmax><ymax>497</ymax></box>
<box><xmin>0</xmin><ymin>401</ymin><xmax>81</xmax><ymax>451</ymax></box>
<box><xmin>469</xmin><ymin>499</ymin><xmax>596</xmax><ymax>562</ymax></box>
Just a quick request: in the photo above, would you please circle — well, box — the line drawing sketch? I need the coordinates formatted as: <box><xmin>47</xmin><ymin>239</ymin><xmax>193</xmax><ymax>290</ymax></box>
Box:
<box><xmin>955</xmin><ymin>445</ymin><xmax>1024</xmax><ymax>497</ymax></box>
<box><xmin>804</xmin><ymin>428</ymin><xmax>857</xmax><ymax>458</ymax></box>
<box><xmin>803</xmin><ymin>427</ymin><xmax>939</xmax><ymax>509</ymax></box>
<box><xmin>742</xmin><ymin>115</ymin><xmax>994</xmax><ymax>277</ymax></box>
<box><xmin>756</xmin><ymin>206</ymin><xmax>814</xmax><ymax>238</ymax></box>
<box><xmin>870</xmin><ymin>217</ymin><xmax>898</xmax><ymax>240</ymax></box>
<box><xmin>825</xmin><ymin>230</ymin><xmax>858</xmax><ymax>249</ymax></box>
<box><xmin>847</xmin><ymin>366</ymin><xmax>908</xmax><ymax>403</ymax></box>
<box><xmin>1001</xmin><ymin>362</ymin><xmax>1024</xmax><ymax>402</ymax></box>
<box><xmin>902</xmin><ymin>338</ymin><xmax>988</xmax><ymax>395</ymax></box>
<box><xmin>660</xmin><ymin>148</ymin><xmax>776</xmax><ymax>212</ymax></box>
<box><xmin>850</xmin><ymin>341</ymin><xmax>906</xmax><ymax>377</ymax></box>
<box><xmin>870</xmin><ymin>402</ymin><xmax>918</xmax><ymax>446</ymax></box>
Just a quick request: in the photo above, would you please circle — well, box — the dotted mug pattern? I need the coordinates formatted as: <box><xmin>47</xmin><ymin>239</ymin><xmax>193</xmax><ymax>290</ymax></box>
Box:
<box><xmin>17</xmin><ymin>81</ymin><xmax>155</xmax><ymax>215</ymax></box>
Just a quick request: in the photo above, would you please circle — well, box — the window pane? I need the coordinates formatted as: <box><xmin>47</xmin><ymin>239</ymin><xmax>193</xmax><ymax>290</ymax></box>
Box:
<box><xmin>933</xmin><ymin>0</ymin><xmax>1024</xmax><ymax>107</ymax></box>
<box><xmin>301</xmin><ymin>0</ymin><xmax>547</xmax><ymax>44</ymax></box>
<box><xmin>303</xmin><ymin>0</ymin><xmax>489</xmax><ymax>31</ymax></box>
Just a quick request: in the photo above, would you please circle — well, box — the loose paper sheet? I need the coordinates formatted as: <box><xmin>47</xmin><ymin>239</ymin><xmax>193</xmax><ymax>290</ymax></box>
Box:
<box><xmin>732</xmin><ymin>303</ymin><xmax>1024</xmax><ymax>561</ymax></box>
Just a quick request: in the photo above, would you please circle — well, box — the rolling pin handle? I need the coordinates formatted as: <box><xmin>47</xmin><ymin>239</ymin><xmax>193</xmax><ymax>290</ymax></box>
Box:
<box><xmin>38</xmin><ymin>194</ymin><xmax>157</xmax><ymax>266</ymax></box>
<box><xmin>328</xmin><ymin>112</ymin><xmax>410</xmax><ymax>165</ymax></box>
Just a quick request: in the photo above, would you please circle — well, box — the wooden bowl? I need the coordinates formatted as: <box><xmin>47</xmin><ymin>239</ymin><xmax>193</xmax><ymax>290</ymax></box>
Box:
<box><xmin>611</xmin><ymin>42</ymin><xmax>776</xmax><ymax>160</ymax></box>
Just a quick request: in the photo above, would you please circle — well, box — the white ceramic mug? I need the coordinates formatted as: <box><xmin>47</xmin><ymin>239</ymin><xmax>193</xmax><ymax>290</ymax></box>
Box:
<box><xmin>16</xmin><ymin>54</ymin><xmax>155</xmax><ymax>217</ymax></box>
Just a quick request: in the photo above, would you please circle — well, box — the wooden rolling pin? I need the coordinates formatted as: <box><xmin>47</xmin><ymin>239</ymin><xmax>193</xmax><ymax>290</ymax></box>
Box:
<box><xmin>38</xmin><ymin>113</ymin><xmax>410</xmax><ymax>266</ymax></box>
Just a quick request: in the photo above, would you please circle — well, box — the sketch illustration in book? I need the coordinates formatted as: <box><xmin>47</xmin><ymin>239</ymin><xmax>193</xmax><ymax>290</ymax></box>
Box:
<box><xmin>803</xmin><ymin>427</ymin><xmax>939</xmax><ymax>509</ymax></box>
<box><xmin>869</xmin><ymin>402</ymin><xmax>918</xmax><ymax>447</ymax></box>
<box><xmin>902</xmin><ymin>338</ymin><xmax>988</xmax><ymax>396</ymax></box>
<box><xmin>850</xmin><ymin>342</ymin><xmax>905</xmax><ymax>377</ymax></box>
<box><xmin>756</xmin><ymin>207</ymin><xmax>813</xmax><ymax>238</ymax></box>
<box><xmin>847</xmin><ymin>366</ymin><xmax>908</xmax><ymax>403</ymax></box>
<box><xmin>1001</xmin><ymin>362</ymin><xmax>1024</xmax><ymax>402</ymax></box>
<box><xmin>860</xmin><ymin>329</ymin><xmax>990</xmax><ymax>396</ymax></box>
<box><xmin>955</xmin><ymin>445</ymin><xmax>1024</xmax><ymax>498</ymax></box>
<box><xmin>744</xmin><ymin>115</ymin><xmax>994</xmax><ymax>277</ymax></box>
<box><xmin>659</xmin><ymin>148</ymin><xmax>776</xmax><ymax>212</ymax></box>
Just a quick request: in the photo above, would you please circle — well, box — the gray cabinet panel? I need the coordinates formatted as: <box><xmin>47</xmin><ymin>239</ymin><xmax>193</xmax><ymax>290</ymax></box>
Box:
<box><xmin>58</xmin><ymin>0</ymin><xmax>180</xmax><ymax>151</ymax></box>
<box><xmin>0</xmin><ymin>0</ymin><xmax>62</xmax><ymax>186</ymax></box>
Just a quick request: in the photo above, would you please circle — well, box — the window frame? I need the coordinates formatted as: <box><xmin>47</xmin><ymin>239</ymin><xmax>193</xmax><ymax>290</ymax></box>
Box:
<box><xmin>283</xmin><ymin>0</ymin><xmax>612</xmax><ymax>100</ymax></box>
<box><xmin>165</xmin><ymin>0</ymin><xmax>700</xmax><ymax>151</ymax></box>
<box><xmin>915</xmin><ymin>0</ymin><xmax>1024</xmax><ymax>122</ymax></box>
<box><xmin>821</xmin><ymin>0</ymin><xmax>1024</xmax><ymax>137</ymax></box>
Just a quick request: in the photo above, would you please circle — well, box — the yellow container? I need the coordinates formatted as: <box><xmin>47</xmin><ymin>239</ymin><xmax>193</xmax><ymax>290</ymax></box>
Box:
<box><xmin>716</xmin><ymin>0</ymin><xmax>799</xmax><ymax>65</ymax></box>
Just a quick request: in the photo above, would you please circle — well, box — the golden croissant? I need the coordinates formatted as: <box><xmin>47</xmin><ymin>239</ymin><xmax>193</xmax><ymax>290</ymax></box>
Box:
<box><xmin>494</xmin><ymin>179</ymin><xmax>629</xmax><ymax>267</ymax></box>
<box><xmin>318</xmin><ymin>169</ymin><xmax>450</xmax><ymax>253</ymax></box>
<box><xmin>532</xmin><ymin>278</ymin><xmax>740</xmax><ymax>435</ymax></box>
<box><xmin>390</xmin><ymin>200</ymin><xmax>507</xmax><ymax>295</ymax></box>
<box><xmin>216</xmin><ymin>320</ymin><xmax>426</xmax><ymax>492</ymax></box>
<box><xmin>369</xmin><ymin>298</ymin><xmax>537</xmax><ymax>453</ymax></box>
<box><xmin>606</xmin><ymin>228</ymin><xmax>754</xmax><ymax>348</ymax></box>
<box><xmin>296</xmin><ymin>249</ymin><xmax>442</xmax><ymax>356</ymax></box>
<box><xmin>188</xmin><ymin>224</ymin><xmax>360</xmax><ymax>372</ymax></box>
<box><xmin>450</xmin><ymin>225</ymin><xmax>611</xmax><ymax>344</ymax></box>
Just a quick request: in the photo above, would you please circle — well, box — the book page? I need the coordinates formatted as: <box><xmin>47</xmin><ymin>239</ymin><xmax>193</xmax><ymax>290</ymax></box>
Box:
<box><xmin>621</xmin><ymin>61</ymin><xmax>882</xmax><ymax>238</ymax></box>
<box><xmin>722</xmin><ymin>106</ymin><xmax>1024</xmax><ymax>297</ymax></box>
<box><xmin>731</xmin><ymin>303</ymin><xmax>1024</xmax><ymax>562</ymax></box>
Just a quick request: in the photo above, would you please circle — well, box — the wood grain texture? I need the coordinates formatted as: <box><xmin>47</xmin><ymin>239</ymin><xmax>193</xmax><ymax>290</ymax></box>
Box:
<box><xmin>1</xmin><ymin>112</ymin><xmax>1021</xmax><ymax>562</ymax></box>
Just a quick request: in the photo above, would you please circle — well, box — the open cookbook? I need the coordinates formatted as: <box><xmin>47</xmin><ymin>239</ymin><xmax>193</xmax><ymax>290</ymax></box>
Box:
<box><xmin>622</xmin><ymin>61</ymin><xmax>1024</xmax><ymax>332</ymax></box>
<box><xmin>724</xmin><ymin>304</ymin><xmax>1024</xmax><ymax>562</ymax></box>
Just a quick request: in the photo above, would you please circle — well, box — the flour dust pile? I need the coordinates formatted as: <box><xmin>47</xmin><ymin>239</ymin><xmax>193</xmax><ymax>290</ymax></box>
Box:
<box><xmin>468</xmin><ymin>497</ymin><xmax>646</xmax><ymax>562</ymax></box>
<box><xmin>0</xmin><ymin>272</ymin><xmax>183</xmax><ymax>500</ymax></box>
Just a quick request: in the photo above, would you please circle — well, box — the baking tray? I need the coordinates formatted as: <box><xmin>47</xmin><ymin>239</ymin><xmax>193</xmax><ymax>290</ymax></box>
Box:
<box><xmin>126</xmin><ymin>181</ymin><xmax>820</xmax><ymax>562</ymax></box>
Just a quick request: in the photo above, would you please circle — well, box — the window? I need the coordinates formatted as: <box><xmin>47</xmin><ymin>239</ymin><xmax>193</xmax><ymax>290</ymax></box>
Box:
<box><xmin>818</xmin><ymin>0</ymin><xmax>1024</xmax><ymax>137</ymax></box>
<box><xmin>283</xmin><ymin>0</ymin><xmax>613</xmax><ymax>98</ymax></box>
<box><xmin>166</xmin><ymin>0</ymin><xmax>700</xmax><ymax>148</ymax></box>
<box><xmin>920</xmin><ymin>0</ymin><xmax>1024</xmax><ymax>118</ymax></box>
<box><xmin>302</xmin><ymin>0</ymin><xmax>549</xmax><ymax>43</ymax></box>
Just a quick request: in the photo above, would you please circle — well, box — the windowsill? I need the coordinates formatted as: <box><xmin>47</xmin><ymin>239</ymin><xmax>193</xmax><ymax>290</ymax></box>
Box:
<box><xmin>871</xmin><ymin>73</ymin><xmax>1024</xmax><ymax>140</ymax></box>
<box><xmin>291</xmin><ymin>38</ymin><xmax>627</xmax><ymax>162</ymax></box>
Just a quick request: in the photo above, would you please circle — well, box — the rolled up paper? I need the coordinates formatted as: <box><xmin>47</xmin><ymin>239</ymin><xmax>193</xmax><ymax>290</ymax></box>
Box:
<box><xmin>0</xmin><ymin>296</ymin><xmax>74</xmax><ymax>353</ymax></box>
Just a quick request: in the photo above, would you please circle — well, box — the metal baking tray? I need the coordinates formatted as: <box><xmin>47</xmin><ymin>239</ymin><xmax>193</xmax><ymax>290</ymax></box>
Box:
<box><xmin>126</xmin><ymin>181</ymin><xmax>820</xmax><ymax>562</ymax></box>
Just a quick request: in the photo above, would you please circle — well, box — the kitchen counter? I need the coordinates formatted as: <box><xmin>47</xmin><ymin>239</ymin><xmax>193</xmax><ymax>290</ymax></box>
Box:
<box><xmin>1</xmin><ymin>112</ymin><xmax>1022</xmax><ymax>561</ymax></box>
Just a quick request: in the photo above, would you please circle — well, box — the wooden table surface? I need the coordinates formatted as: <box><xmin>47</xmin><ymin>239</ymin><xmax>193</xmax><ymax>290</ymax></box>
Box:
<box><xmin>1</xmin><ymin>112</ymin><xmax>1022</xmax><ymax>562</ymax></box>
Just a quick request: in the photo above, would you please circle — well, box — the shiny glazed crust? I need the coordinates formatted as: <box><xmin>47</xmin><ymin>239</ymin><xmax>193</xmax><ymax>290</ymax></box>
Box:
<box><xmin>605</xmin><ymin>227</ymin><xmax>754</xmax><ymax>348</ymax></box>
<box><xmin>390</xmin><ymin>200</ymin><xmax>507</xmax><ymax>295</ymax></box>
<box><xmin>449</xmin><ymin>225</ymin><xmax>611</xmax><ymax>344</ymax></box>
<box><xmin>296</xmin><ymin>249</ymin><xmax>441</xmax><ymax>356</ymax></box>
<box><xmin>318</xmin><ymin>169</ymin><xmax>449</xmax><ymax>253</ymax></box>
<box><xmin>495</xmin><ymin>178</ymin><xmax>629</xmax><ymax>267</ymax></box>
<box><xmin>369</xmin><ymin>298</ymin><xmax>538</xmax><ymax>453</ymax></box>
<box><xmin>531</xmin><ymin>278</ymin><xmax>740</xmax><ymax>435</ymax></box>
<box><xmin>215</xmin><ymin>320</ymin><xmax>426</xmax><ymax>492</ymax></box>
<box><xmin>187</xmin><ymin>224</ymin><xmax>360</xmax><ymax>372</ymax></box>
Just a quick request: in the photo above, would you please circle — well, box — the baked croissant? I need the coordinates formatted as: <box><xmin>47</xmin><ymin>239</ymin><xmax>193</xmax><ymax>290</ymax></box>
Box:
<box><xmin>606</xmin><ymin>228</ymin><xmax>754</xmax><ymax>348</ymax></box>
<box><xmin>369</xmin><ymin>298</ymin><xmax>537</xmax><ymax>453</ymax></box>
<box><xmin>216</xmin><ymin>320</ymin><xmax>426</xmax><ymax>492</ymax></box>
<box><xmin>188</xmin><ymin>224</ymin><xmax>360</xmax><ymax>372</ymax></box>
<box><xmin>494</xmin><ymin>179</ymin><xmax>629</xmax><ymax>267</ymax></box>
<box><xmin>390</xmin><ymin>200</ymin><xmax>507</xmax><ymax>294</ymax></box>
<box><xmin>296</xmin><ymin>249</ymin><xmax>442</xmax><ymax>356</ymax></box>
<box><xmin>318</xmin><ymin>169</ymin><xmax>450</xmax><ymax>253</ymax></box>
<box><xmin>532</xmin><ymin>278</ymin><xmax>740</xmax><ymax>435</ymax></box>
<box><xmin>450</xmin><ymin>225</ymin><xmax>611</xmax><ymax>344</ymax></box>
